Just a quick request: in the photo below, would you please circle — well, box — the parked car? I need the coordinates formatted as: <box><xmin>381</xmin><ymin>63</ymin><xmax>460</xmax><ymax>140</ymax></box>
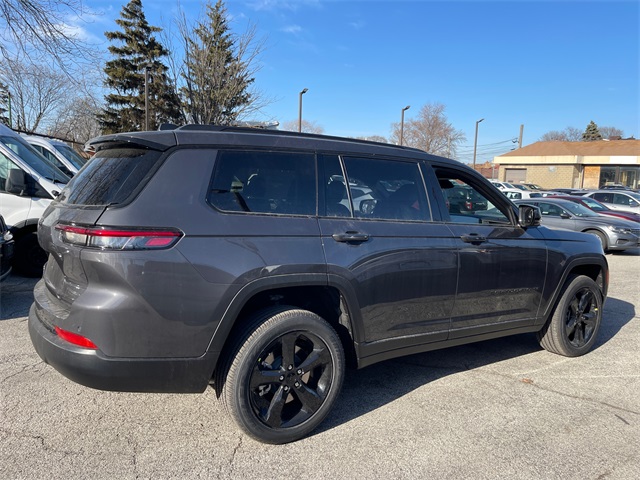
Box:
<box><xmin>30</xmin><ymin>125</ymin><xmax>608</xmax><ymax>444</ymax></box>
<box><xmin>23</xmin><ymin>135</ymin><xmax>87</xmax><ymax>176</ymax></box>
<box><xmin>501</xmin><ymin>188</ymin><xmax>543</xmax><ymax>200</ymax></box>
<box><xmin>551</xmin><ymin>195</ymin><xmax>640</xmax><ymax>224</ymax></box>
<box><xmin>583</xmin><ymin>190</ymin><xmax>640</xmax><ymax>214</ymax></box>
<box><xmin>444</xmin><ymin>184</ymin><xmax>488</xmax><ymax>212</ymax></box>
<box><xmin>514</xmin><ymin>198</ymin><xmax>640</xmax><ymax>252</ymax></box>
<box><xmin>0</xmin><ymin>124</ymin><xmax>70</xmax><ymax>276</ymax></box>
<box><xmin>552</xmin><ymin>188</ymin><xmax>592</xmax><ymax>196</ymax></box>
<box><xmin>0</xmin><ymin>214</ymin><xmax>14</xmax><ymax>281</ymax></box>
<box><xmin>523</xmin><ymin>183</ymin><xmax>544</xmax><ymax>191</ymax></box>
<box><xmin>489</xmin><ymin>180</ymin><xmax>516</xmax><ymax>190</ymax></box>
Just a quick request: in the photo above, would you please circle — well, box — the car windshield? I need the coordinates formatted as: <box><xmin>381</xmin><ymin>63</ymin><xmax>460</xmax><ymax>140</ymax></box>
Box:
<box><xmin>54</xmin><ymin>144</ymin><xmax>87</xmax><ymax>170</ymax></box>
<box><xmin>0</xmin><ymin>135</ymin><xmax>69</xmax><ymax>184</ymax></box>
<box><xmin>562</xmin><ymin>201</ymin><xmax>598</xmax><ymax>217</ymax></box>
<box><xmin>580</xmin><ymin>197</ymin><xmax>608</xmax><ymax>212</ymax></box>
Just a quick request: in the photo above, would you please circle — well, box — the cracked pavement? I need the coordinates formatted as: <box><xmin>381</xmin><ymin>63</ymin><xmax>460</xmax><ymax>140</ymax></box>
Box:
<box><xmin>1</xmin><ymin>252</ymin><xmax>639</xmax><ymax>479</ymax></box>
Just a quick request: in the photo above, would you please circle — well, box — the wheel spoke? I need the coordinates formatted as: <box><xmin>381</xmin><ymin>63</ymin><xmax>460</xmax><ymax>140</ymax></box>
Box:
<box><xmin>298</xmin><ymin>346</ymin><xmax>331</xmax><ymax>372</ymax></box>
<box><xmin>295</xmin><ymin>384</ymin><xmax>325</xmax><ymax>414</ymax></box>
<box><xmin>264</xmin><ymin>386</ymin><xmax>287</xmax><ymax>428</ymax></box>
<box><xmin>578</xmin><ymin>290</ymin><xmax>594</xmax><ymax>313</ymax></box>
<box><xmin>565</xmin><ymin>316</ymin><xmax>577</xmax><ymax>337</ymax></box>
<box><xmin>250</xmin><ymin>368</ymin><xmax>282</xmax><ymax>390</ymax></box>
<box><xmin>280</xmin><ymin>333</ymin><xmax>298</xmax><ymax>368</ymax></box>
<box><xmin>574</xmin><ymin>323</ymin><xmax>585</xmax><ymax>346</ymax></box>
<box><xmin>568</xmin><ymin>298</ymin><xmax>580</xmax><ymax>315</ymax></box>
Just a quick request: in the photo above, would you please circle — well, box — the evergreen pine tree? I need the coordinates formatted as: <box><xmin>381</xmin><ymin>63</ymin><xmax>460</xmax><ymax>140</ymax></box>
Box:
<box><xmin>581</xmin><ymin>121</ymin><xmax>603</xmax><ymax>142</ymax></box>
<box><xmin>99</xmin><ymin>0</ymin><xmax>181</xmax><ymax>133</ymax></box>
<box><xmin>181</xmin><ymin>0</ymin><xmax>254</xmax><ymax>125</ymax></box>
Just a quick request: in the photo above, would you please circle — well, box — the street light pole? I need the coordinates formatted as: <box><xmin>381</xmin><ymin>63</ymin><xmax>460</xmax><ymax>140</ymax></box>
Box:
<box><xmin>472</xmin><ymin>118</ymin><xmax>484</xmax><ymax>169</ymax></box>
<box><xmin>400</xmin><ymin>105</ymin><xmax>410</xmax><ymax>146</ymax></box>
<box><xmin>298</xmin><ymin>88</ymin><xmax>308</xmax><ymax>132</ymax></box>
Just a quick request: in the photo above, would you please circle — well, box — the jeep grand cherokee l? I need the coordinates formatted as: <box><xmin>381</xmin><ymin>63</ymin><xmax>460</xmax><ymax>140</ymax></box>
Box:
<box><xmin>29</xmin><ymin>126</ymin><xmax>608</xmax><ymax>444</ymax></box>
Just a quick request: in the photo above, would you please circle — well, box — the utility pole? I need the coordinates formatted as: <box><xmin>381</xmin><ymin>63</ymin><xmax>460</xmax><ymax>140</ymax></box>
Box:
<box><xmin>518</xmin><ymin>124</ymin><xmax>524</xmax><ymax>149</ymax></box>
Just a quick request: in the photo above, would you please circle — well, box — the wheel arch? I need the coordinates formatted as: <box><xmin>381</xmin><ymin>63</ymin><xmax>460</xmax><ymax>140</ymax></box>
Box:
<box><xmin>207</xmin><ymin>274</ymin><xmax>363</xmax><ymax>374</ymax></box>
<box><xmin>540</xmin><ymin>255</ymin><xmax>608</xmax><ymax>322</ymax></box>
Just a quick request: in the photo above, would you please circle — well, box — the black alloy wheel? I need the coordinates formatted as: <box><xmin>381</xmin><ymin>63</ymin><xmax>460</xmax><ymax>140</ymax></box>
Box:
<box><xmin>249</xmin><ymin>331</ymin><xmax>334</xmax><ymax>429</ymax></box>
<box><xmin>537</xmin><ymin>275</ymin><xmax>603</xmax><ymax>357</ymax></box>
<box><xmin>216</xmin><ymin>307</ymin><xmax>345</xmax><ymax>444</ymax></box>
<box><xmin>563</xmin><ymin>286</ymin><xmax>598</xmax><ymax>348</ymax></box>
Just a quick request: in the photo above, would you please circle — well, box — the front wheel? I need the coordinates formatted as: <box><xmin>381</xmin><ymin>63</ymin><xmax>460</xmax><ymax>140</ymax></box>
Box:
<box><xmin>216</xmin><ymin>307</ymin><xmax>345</xmax><ymax>444</ymax></box>
<box><xmin>537</xmin><ymin>275</ymin><xmax>603</xmax><ymax>357</ymax></box>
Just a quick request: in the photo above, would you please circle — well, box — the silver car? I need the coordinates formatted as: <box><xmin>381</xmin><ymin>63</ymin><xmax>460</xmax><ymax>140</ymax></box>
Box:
<box><xmin>583</xmin><ymin>190</ymin><xmax>640</xmax><ymax>214</ymax></box>
<box><xmin>515</xmin><ymin>198</ymin><xmax>640</xmax><ymax>252</ymax></box>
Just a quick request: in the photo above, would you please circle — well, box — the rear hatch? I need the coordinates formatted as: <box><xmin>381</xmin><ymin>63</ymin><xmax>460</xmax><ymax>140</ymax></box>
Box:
<box><xmin>38</xmin><ymin>146</ymin><xmax>168</xmax><ymax>306</ymax></box>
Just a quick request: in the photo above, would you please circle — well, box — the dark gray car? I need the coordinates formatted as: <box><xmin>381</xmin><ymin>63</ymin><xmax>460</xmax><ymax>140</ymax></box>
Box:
<box><xmin>514</xmin><ymin>198</ymin><xmax>640</xmax><ymax>252</ymax></box>
<box><xmin>29</xmin><ymin>126</ymin><xmax>609</xmax><ymax>444</ymax></box>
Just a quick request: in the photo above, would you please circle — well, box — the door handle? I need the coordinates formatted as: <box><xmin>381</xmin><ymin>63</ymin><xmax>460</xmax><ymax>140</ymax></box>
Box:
<box><xmin>460</xmin><ymin>233</ymin><xmax>487</xmax><ymax>244</ymax></box>
<box><xmin>332</xmin><ymin>232</ymin><xmax>370</xmax><ymax>243</ymax></box>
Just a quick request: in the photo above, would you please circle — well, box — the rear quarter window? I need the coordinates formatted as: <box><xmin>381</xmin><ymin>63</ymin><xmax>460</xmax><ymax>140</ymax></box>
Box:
<box><xmin>208</xmin><ymin>150</ymin><xmax>316</xmax><ymax>216</ymax></box>
<box><xmin>58</xmin><ymin>148</ymin><xmax>163</xmax><ymax>206</ymax></box>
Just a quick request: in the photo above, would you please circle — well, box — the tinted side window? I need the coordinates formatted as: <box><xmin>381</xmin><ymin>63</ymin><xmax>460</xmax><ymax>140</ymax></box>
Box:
<box><xmin>208</xmin><ymin>150</ymin><xmax>316</xmax><ymax>216</ymax></box>
<box><xmin>538</xmin><ymin>202</ymin><xmax>564</xmax><ymax>216</ymax></box>
<box><xmin>341</xmin><ymin>157</ymin><xmax>430</xmax><ymax>221</ymax></box>
<box><xmin>434</xmin><ymin>167</ymin><xmax>511</xmax><ymax>224</ymax></box>
<box><xmin>321</xmin><ymin>155</ymin><xmax>351</xmax><ymax>217</ymax></box>
<box><xmin>592</xmin><ymin>193</ymin><xmax>611</xmax><ymax>203</ymax></box>
<box><xmin>58</xmin><ymin>148</ymin><xmax>162</xmax><ymax>206</ymax></box>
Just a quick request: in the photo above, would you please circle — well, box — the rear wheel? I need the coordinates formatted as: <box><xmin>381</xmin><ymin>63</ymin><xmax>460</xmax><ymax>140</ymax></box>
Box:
<box><xmin>537</xmin><ymin>275</ymin><xmax>603</xmax><ymax>357</ymax></box>
<box><xmin>215</xmin><ymin>307</ymin><xmax>345</xmax><ymax>444</ymax></box>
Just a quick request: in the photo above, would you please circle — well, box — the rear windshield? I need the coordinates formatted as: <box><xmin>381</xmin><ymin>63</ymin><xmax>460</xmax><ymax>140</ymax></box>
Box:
<box><xmin>57</xmin><ymin>148</ymin><xmax>163</xmax><ymax>206</ymax></box>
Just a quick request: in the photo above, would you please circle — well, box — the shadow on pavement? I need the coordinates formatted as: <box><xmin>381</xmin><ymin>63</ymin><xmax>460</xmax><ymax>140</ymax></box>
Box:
<box><xmin>0</xmin><ymin>273</ymin><xmax>39</xmax><ymax>320</ymax></box>
<box><xmin>318</xmin><ymin>295</ymin><xmax>635</xmax><ymax>437</ymax></box>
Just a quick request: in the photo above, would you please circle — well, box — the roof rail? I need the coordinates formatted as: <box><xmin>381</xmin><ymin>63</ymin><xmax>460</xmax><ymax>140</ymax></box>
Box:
<box><xmin>157</xmin><ymin>123</ymin><xmax>425</xmax><ymax>153</ymax></box>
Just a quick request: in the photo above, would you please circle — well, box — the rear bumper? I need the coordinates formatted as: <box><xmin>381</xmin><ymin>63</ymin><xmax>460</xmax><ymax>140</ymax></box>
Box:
<box><xmin>28</xmin><ymin>303</ymin><xmax>218</xmax><ymax>393</ymax></box>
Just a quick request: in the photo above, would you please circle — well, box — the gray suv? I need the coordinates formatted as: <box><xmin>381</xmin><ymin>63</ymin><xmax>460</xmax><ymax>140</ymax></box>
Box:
<box><xmin>29</xmin><ymin>126</ymin><xmax>608</xmax><ymax>444</ymax></box>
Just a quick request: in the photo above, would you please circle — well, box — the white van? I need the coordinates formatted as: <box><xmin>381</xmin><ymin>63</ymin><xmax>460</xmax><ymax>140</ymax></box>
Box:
<box><xmin>23</xmin><ymin>135</ymin><xmax>87</xmax><ymax>176</ymax></box>
<box><xmin>0</xmin><ymin>124</ymin><xmax>69</xmax><ymax>276</ymax></box>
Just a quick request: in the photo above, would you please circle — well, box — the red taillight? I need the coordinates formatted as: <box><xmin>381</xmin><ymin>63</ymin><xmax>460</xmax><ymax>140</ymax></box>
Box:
<box><xmin>55</xmin><ymin>326</ymin><xmax>98</xmax><ymax>349</ymax></box>
<box><xmin>55</xmin><ymin>224</ymin><xmax>182</xmax><ymax>250</ymax></box>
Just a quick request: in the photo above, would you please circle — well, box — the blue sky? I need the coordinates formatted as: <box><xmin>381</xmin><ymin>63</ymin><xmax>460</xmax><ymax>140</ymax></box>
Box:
<box><xmin>78</xmin><ymin>0</ymin><xmax>638</xmax><ymax>164</ymax></box>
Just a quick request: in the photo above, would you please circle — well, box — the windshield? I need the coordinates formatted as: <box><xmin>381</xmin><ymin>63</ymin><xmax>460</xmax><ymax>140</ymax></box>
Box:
<box><xmin>562</xmin><ymin>201</ymin><xmax>598</xmax><ymax>217</ymax></box>
<box><xmin>0</xmin><ymin>135</ymin><xmax>69</xmax><ymax>184</ymax></box>
<box><xmin>580</xmin><ymin>197</ymin><xmax>608</xmax><ymax>212</ymax></box>
<box><xmin>54</xmin><ymin>144</ymin><xmax>87</xmax><ymax>170</ymax></box>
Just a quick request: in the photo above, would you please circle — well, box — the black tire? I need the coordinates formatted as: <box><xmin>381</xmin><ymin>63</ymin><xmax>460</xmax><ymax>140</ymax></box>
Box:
<box><xmin>586</xmin><ymin>229</ymin><xmax>607</xmax><ymax>253</ymax></box>
<box><xmin>537</xmin><ymin>275</ymin><xmax>603</xmax><ymax>357</ymax></box>
<box><xmin>215</xmin><ymin>307</ymin><xmax>345</xmax><ymax>444</ymax></box>
<box><xmin>14</xmin><ymin>232</ymin><xmax>47</xmax><ymax>277</ymax></box>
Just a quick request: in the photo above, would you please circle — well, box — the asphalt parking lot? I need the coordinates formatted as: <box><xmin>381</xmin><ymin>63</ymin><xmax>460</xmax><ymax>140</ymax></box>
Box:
<box><xmin>1</xmin><ymin>251</ymin><xmax>639</xmax><ymax>480</ymax></box>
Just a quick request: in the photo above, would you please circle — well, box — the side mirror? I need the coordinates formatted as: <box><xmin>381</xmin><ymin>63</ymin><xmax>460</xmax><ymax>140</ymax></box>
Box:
<box><xmin>560</xmin><ymin>212</ymin><xmax>571</xmax><ymax>219</ymax></box>
<box><xmin>6</xmin><ymin>169</ymin><xmax>28</xmax><ymax>195</ymax></box>
<box><xmin>518</xmin><ymin>204</ymin><xmax>541</xmax><ymax>227</ymax></box>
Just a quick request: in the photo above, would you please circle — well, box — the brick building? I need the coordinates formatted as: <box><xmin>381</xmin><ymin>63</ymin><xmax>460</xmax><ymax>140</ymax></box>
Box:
<box><xmin>492</xmin><ymin>139</ymin><xmax>640</xmax><ymax>190</ymax></box>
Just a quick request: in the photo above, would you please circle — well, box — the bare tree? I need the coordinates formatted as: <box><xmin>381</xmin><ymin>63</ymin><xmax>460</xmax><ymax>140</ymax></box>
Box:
<box><xmin>540</xmin><ymin>126</ymin><xmax>584</xmax><ymax>141</ymax></box>
<box><xmin>599</xmin><ymin>126</ymin><xmax>625</xmax><ymax>139</ymax></box>
<box><xmin>1</xmin><ymin>57</ymin><xmax>73</xmax><ymax>132</ymax></box>
<box><xmin>280</xmin><ymin>119</ymin><xmax>325</xmax><ymax>134</ymax></box>
<box><xmin>176</xmin><ymin>0</ymin><xmax>271</xmax><ymax>125</ymax></box>
<box><xmin>48</xmin><ymin>95</ymin><xmax>102</xmax><ymax>143</ymax></box>
<box><xmin>0</xmin><ymin>0</ymin><xmax>96</xmax><ymax>74</ymax></box>
<box><xmin>390</xmin><ymin>103</ymin><xmax>465</xmax><ymax>156</ymax></box>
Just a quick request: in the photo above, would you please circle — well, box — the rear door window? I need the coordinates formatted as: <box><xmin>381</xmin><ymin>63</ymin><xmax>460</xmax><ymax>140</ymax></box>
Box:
<box><xmin>337</xmin><ymin>156</ymin><xmax>430</xmax><ymax>222</ymax></box>
<box><xmin>58</xmin><ymin>148</ymin><xmax>163</xmax><ymax>206</ymax></box>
